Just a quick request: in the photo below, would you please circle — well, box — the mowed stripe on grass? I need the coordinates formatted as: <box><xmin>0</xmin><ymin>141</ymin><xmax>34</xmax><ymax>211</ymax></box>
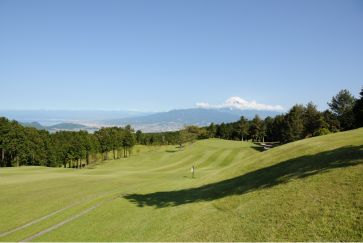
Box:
<box><xmin>218</xmin><ymin>148</ymin><xmax>241</xmax><ymax>167</ymax></box>
<box><xmin>198</xmin><ymin>149</ymin><xmax>225</xmax><ymax>168</ymax></box>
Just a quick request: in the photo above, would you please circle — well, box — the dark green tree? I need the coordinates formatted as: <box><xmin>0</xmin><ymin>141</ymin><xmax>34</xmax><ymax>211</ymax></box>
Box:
<box><xmin>122</xmin><ymin>128</ymin><xmax>136</xmax><ymax>157</ymax></box>
<box><xmin>328</xmin><ymin>89</ymin><xmax>355</xmax><ymax>130</ymax></box>
<box><xmin>303</xmin><ymin>102</ymin><xmax>325</xmax><ymax>137</ymax></box>
<box><xmin>237</xmin><ymin>116</ymin><xmax>249</xmax><ymax>141</ymax></box>
<box><xmin>207</xmin><ymin>123</ymin><xmax>217</xmax><ymax>138</ymax></box>
<box><xmin>135</xmin><ymin>130</ymin><xmax>143</xmax><ymax>144</ymax></box>
<box><xmin>249</xmin><ymin>115</ymin><xmax>264</xmax><ymax>142</ymax></box>
<box><xmin>353</xmin><ymin>87</ymin><xmax>363</xmax><ymax>128</ymax></box>
<box><xmin>286</xmin><ymin>105</ymin><xmax>305</xmax><ymax>142</ymax></box>
<box><xmin>95</xmin><ymin>128</ymin><xmax>113</xmax><ymax>160</ymax></box>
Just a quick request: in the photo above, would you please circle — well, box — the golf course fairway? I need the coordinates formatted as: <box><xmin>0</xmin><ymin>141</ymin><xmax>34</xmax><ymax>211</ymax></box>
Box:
<box><xmin>0</xmin><ymin>128</ymin><xmax>362</xmax><ymax>241</ymax></box>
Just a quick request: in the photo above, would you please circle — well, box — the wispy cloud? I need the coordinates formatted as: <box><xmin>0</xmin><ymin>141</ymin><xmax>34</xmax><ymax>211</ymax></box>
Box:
<box><xmin>196</xmin><ymin>97</ymin><xmax>284</xmax><ymax>111</ymax></box>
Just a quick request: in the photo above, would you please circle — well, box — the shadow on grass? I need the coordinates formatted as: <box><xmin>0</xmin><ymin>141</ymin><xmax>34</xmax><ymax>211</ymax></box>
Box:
<box><xmin>124</xmin><ymin>145</ymin><xmax>363</xmax><ymax>208</ymax></box>
<box><xmin>251</xmin><ymin>145</ymin><xmax>265</xmax><ymax>152</ymax></box>
<box><xmin>165</xmin><ymin>149</ymin><xmax>179</xmax><ymax>153</ymax></box>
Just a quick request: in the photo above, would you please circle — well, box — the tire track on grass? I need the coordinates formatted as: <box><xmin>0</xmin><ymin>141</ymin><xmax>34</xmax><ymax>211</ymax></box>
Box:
<box><xmin>0</xmin><ymin>189</ymin><xmax>118</xmax><ymax>238</ymax></box>
<box><xmin>19</xmin><ymin>197</ymin><xmax>116</xmax><ymax>242</ymax></box>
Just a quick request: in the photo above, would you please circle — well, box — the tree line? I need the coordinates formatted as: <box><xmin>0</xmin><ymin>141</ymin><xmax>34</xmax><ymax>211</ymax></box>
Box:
<box><xmin>0</xmin><ymin>122</ymin><xmax>136</xmax><ymax>168</ymax></box>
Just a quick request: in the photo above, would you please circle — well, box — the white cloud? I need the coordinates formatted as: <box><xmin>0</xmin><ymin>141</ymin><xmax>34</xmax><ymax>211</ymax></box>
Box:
<box><xmin>196</xmin><ymin>97</ymin><xmax>284</xmax><ymax>111</ymax></box>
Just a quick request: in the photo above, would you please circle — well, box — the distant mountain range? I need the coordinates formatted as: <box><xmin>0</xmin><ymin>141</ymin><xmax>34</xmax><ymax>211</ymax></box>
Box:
<box><xmin>3</xmin><ymin>108</ymin><xmax>282</xmax><ymax>133</ymax></box>
<box><xmin>20</xmin><ymin>122</ymin><xmax>97</xmax><ymax>133</ymax></box>
<box><xmin>106</xmin><ymin>108</ymin><xmax>281</xmax><ymax>132</ymax></box>
<box><xmin>0</xmin><ymin>110</ymin><xmax>151</xmax><ymax>125</ymax></box>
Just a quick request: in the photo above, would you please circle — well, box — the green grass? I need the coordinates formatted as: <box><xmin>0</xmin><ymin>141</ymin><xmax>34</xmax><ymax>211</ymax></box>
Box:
<box><xmin>0</xmin><ymin>129</ymin><xmax>362</xmax><ymax>241</ymax></box>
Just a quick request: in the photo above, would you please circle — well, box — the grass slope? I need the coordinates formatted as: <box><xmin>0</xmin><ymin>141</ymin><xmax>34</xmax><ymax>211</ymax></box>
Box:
<box><xmin>0</xmin><ymin>129</ymin><xmax>362</xmax><ymax>241</ymax></box>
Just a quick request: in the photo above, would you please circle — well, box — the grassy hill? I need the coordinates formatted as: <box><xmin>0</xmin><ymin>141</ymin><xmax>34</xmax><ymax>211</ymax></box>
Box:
<box><xmin>0</xmin><ymin>128</ymin><xmax>362</xmax><ymax>241</ymax></box>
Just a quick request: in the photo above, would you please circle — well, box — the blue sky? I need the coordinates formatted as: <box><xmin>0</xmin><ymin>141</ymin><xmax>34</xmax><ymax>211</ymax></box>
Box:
<box><xmin>0</xmin><ymin>0</ymin><xmax>362</xmax><ymax>112</ymax></box>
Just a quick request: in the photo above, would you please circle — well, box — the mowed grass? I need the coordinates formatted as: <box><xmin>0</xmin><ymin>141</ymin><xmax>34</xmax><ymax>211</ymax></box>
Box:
<box><xmin>0</xmin><ymin>129</ymin><xmax>362</xmax><ymax>241</ymax></box>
